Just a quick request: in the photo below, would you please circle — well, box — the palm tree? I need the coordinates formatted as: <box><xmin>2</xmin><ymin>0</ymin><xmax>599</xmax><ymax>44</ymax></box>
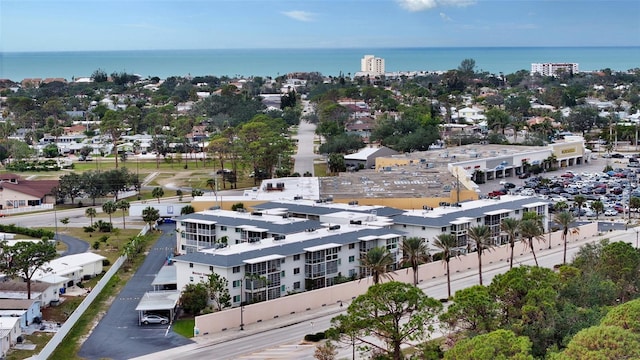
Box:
<box><xmin>500</xmin><ymin>218</ymin><xmax>520</xmax><ymax>269</ymax></box>
<box><xmin>590</xmin><ymin>200</ymin><xmax>604</xmax><ymax>219</ymax></box>
<box><xmin>432</xmin><ymin>234</ymin><xmax>458</xmax><ymax>298</ymax></box>
<box><xmin>554</xmin><ymin>211</ymin><xmax>578</xmax><ymax>264</ymax></box>
<box><xmin>400</xmin><ymin>237</ymin><xmax>430</xmax><ymax>286</ymax></box>
<box><xmin>555</xmin><ymin>201</ymin><xmax>569</xmax><ymax>212</ymax></box>
<box><xmin>116</xmin><ymin>200</ymin><xmax>130</xmax><ymax>229</ymax></box>
<box><xmin>152</xmin><ymin>187</ymin><xmax>164</xmax><ymax>203</ymax></box>
<box><xmin>518</xmin><ymin>219</ymin><xmax>545</xmax><ymax>266</ymax></box>
<box><xmin>360</xmin><ymin>246</ymin><xmax>395</xmax><ymax>285</ymax></box>
<box><xmin>467</xmin><ymin>225</ymin><xmax>493</xmax><ymax>286</ymax></box>
<box><xmin>206</xmin><ymin>178</ymin><xmax>217</xmax><ymax>196</ymax></box>
<box><xmin>102</xmin><ymin>200</ymin><xmax>117</xmax><ymax>226</ymax></box>
<box><xmin>85</xmin><ymin>207</ymin><xmax>97</xmax><ymax>227</ymax></box>
<box><xmin>573</xmin><ymin>195</ymin><xmax>586</xmax><ymax>220</ymax></box>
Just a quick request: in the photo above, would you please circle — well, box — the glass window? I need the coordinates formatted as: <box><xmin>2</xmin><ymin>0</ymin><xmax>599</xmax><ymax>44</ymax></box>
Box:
<box><xmin>293</xmin><ymin>282</ymin><xmax>300</xmax><ymax>289</ymax></box>
<box><xmin>349</xmin><ymin>256</ymin><xmax>355</xmax><ymax>262</ymax></box>
<box><xmin>233</xmin><ymin>266</ymin><xmax>241</xmax><ymax>273</ymax></box>
<box><xmin>349</xmin><ymin>243</ymin><xmax>355</xmax><ymax>249</ymax></box>
<box><xmin>293</xmin><ymin>267</ymin><xmax>300</xmax><ymax>275</ymax></box>
<box><xmin>293</xmin><ymin>254</ymin><xmax>300</xmax><ymax>261</ymax></box>
<box><xmin>189</xmin><ymin>263</ymin><xmax>193</xmax><ymax>268</ymax></box>
<box><xmin>232</xmin><ymin>280</ymin><xmax>241</xmax><ymax>288</ymax></box>
<box><xmin>233</xmin><ymin>295</ymin><xmax>240</xmax><ymax>303</ymax></box>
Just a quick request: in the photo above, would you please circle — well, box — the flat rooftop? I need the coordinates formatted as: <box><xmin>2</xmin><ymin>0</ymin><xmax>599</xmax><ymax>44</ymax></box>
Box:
<box><xmin>320</xmin><ymin>143</ymin><xmax>573</xmax><ymax>199</ymax></box>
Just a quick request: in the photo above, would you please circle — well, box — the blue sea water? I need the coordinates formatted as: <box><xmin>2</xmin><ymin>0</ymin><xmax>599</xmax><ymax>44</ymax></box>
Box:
<box><xmin>0</xmin><ymin>47</ymin><xmax>638</xmax><ymax>82</ymax></box>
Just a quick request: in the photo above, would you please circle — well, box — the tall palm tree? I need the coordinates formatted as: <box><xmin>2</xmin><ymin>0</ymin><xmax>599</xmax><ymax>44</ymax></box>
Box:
<box><xmin>85</xmin><ymin>207</ymin><xmax>97</xmax><ymax>227</ymax></box>
<box><xmin>400</xmin><ymin>237</ymin><xmax>430</xmax><ymax>286</ymax></box>
<box><xmin>467</xmin><ymin>225</ymin><xmax>493</xmax><ymax>286</ymax></box>
<box><xmin>360</xmin><ymin>246</ymin><xmax>395</xmax><ymax>285</ymax></box>
<box><xmin>102</xmin><ymin>200</ymin><xmax>117</xmax><ymax>225</ymax></box>
<box><xmin>116</xmin><ymin>200</ymin><xmax>130</xmax><ymax>230</ymax></box>
<box><xmin>554</xmin><ymin>211</ymin><xmax>578</xmax><ymax>265</ymax></box>
<box><xmin>500</xmin><ymin>218</ymin><xmax>520</xmax><ymax>269</ymax></box>
<box><xmin>432</xmin><ymin>233</ymin><xmax>458</xmax><ymax>298</ymax></box>
<box><xmin>518</xmin><ymin>219</ymin><xmax>545</xmax><ymax>266</ymax></box>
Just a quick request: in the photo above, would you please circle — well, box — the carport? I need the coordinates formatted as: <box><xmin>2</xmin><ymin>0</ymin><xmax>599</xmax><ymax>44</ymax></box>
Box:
<box><xmin>151</xmin><ymin>265</ymin><xmax>177</xmax><ymax>291</ymax></box>
<box><xmin>135</xmin><ymin>290</ymin><xmax>180</xmax><ymax>325</ymax></box>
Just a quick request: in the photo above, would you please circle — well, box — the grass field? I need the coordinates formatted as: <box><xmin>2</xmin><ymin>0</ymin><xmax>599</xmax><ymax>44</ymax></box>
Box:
<box><xmin>172</xmin><ymin>318</ymin><xmax>195</xmax><ymax>338</ymax></box>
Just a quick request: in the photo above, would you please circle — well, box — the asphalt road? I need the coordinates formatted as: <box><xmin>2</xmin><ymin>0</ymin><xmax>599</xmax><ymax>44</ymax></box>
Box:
<box><xmin>78</xmin><ymin>223</ymin><xmax>192</xmax><ymax>360</ymax></box>
<box><xmin>292</xmin><ymin>118</ymin><xmax>317</xmax><ymax>176</ymax></box>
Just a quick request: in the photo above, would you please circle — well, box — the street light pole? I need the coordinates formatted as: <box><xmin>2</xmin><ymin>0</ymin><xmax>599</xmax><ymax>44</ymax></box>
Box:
<box><xmin>53</xmin><ymin>202</ymin><xmax>58</xmax><ymax>241</ymax></box>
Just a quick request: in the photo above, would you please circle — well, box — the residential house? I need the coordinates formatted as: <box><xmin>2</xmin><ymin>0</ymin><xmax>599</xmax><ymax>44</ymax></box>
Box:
<box><xmin>0</xmin><ymin>299</ymin><xmax>41</xmax><ymax>328</ymax></box>
<box><xmin>0</xmin><ymin>317</ymin><xmax>21</xmax><ymax>357</ymax></box>
<box><xmin>0</xmin><ymin>281</ymin><xmax>59</xmax><ymax>307</ymax></box>
<box><xmin>0</xmin><ymin>177</ymin><xmax>58</xmax><ymax>211</ymax></box>
<box><xmin>456</xmin><ymin>106</ymin><xmax>486</xmax><ymax>123</ymax></box>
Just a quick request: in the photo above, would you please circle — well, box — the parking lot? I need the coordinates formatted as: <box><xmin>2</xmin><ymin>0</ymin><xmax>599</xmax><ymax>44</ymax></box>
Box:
<box><xmin>479</xmin><ymin>156</ymin><xmax>640</xmax><ymax>220</ymax></box>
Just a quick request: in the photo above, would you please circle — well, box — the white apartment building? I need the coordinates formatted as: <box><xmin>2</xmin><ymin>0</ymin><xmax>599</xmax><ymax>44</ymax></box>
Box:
<box><xmin>174</xmin><ymin>222</ymin><xmax>404</xmax><ymax>306</ymax></box>
<box><xmin>391</xmin><ymin>195</ymin><xmax>549</xmax><ymax>254</ymax></box>
<box><xmin>361</xmin><ymin>55</ymin><xmax>385</xmax><ymax>76</ymax></box>
<box><xmin>173</xmin><ymin>197</ymin><xmax>548</xmax><ymax>306</ymax></box>
<box><xmin>531</xmin><ymin>63</ymin><xmax>579</xmax><ymax>77</ymax></box>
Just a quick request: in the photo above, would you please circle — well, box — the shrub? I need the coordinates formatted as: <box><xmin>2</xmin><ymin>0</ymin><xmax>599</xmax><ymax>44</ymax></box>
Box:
<box><xmin>0</xmin><ymin>224</ymin><xmax>54</xmax><ymax>239</ymax></box>
<box><xmin>102</xmin><ymin>259</ymin><xmax>111</xmax><ymax>266</ymax></box>
<box><xmin>99</xmin><ymin>235</ymin><xmax>109</xmax><ymax>243</ymax></box>
<box><xmin>84</xmin><ymin>226</ymin><xmax>95</xmax><ymax>233</ymax></box>
<box><xmin>304</xmin><ymin>332</ymin><xmax>326</xmax><ymax>342</ymax></box>
<box><xmin>92</xmin><ymin>241</ymin><xmax>100</xmax><ymax>250</ymax></box>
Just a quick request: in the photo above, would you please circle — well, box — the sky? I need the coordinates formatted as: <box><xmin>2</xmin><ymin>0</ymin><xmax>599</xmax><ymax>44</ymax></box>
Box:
<box><xmin>1</xmin><ymin>0</ymin><xmax>639</xmax><ymax>52</ymax></box>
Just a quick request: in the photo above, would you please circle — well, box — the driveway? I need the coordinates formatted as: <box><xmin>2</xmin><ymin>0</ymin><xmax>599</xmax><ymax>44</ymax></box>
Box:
<box><xmin>57</xmin><ymin>234</ymin><xmax>90</xmax><ymax>256</ymax></box>
<box><xmin>78</xmin><ymin>223</ymin><xmax>192</xmax><ymax>359</ymax></box>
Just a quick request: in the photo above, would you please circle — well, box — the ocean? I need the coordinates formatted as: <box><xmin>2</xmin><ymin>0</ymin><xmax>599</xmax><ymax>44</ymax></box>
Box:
<box><xmin>1</xmin><ymin>47</ymin><xmax>638</xmax><ymax>82</ymax></box>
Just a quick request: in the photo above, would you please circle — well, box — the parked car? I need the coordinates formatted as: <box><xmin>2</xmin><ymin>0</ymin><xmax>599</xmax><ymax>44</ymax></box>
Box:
<box><xmin>141</xmin><ymin>314</ymin><xmax>169</xmax><ymax>325</ymax></box>
<box><xmin>604</xmin><ymin>209</ymin><xmax>618</xmax><ymax>216</ymax></box>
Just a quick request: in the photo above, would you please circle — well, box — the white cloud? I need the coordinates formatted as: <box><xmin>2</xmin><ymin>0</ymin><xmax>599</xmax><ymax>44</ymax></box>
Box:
<box><xmin>440</xmin><ymin>12</ymin><xmax>452</xmax><ymax>21</ymax></box>
<box><xmin>397</xmin><ymin>0</ymin><xmax>476</xmax><ymax>12</ymax></box>
<box><xmin>282</xmin><ymin>10</ymin><xmax>314</xmax><ymax>22</ymax></box>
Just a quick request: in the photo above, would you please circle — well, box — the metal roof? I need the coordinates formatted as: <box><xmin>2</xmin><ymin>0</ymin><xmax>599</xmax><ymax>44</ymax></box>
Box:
<box><xmin>178</xmin><ymin>212</ymin><xmax>322</xmax><ymax>235</ymax></box>
<box><xmin>393</xmin><ymin>197</ymin><xmax>550</xmax><ymax>228</ymax></box>
<box><xmin>253</xmin><ymin>201</ymin><xmax>405</xmax><ymax>218</ymax></box>
<box><xmin>173</xmin><ymin>227</ymin><xmax>405</xmax><ymax>268</ymax></box>
<box><xmin>135</xmin><ymin>291</ymin><xmax>180</xmax><ymax>312</ymax></box>
<box><xmin>151</xmin><ymin>266</ymin><xmax>177</xmax><ymax>286</ymax></box>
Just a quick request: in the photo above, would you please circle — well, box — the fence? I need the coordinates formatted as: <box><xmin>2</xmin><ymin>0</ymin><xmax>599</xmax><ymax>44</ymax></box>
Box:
<box><xmin>0</xmin><ymin>204</ymin><xmax>53</xmax><ymax>216</ymax></box>
<box><xmin>32</xmin><ymin>223</ymin><xmax>150</xmax><ymax>359</ymax></box>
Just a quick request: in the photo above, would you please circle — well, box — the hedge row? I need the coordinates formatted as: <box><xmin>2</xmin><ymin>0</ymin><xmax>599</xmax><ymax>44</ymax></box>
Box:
<box><xmin>0</xmin><ymin>224</ymin><xmax>55</xmax><ymax>239</ymax></box>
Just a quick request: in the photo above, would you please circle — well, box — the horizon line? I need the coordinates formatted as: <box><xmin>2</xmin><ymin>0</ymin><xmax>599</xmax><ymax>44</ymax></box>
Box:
<box><xmin>3</xmin><ymin>45</ymin><xmax>640</xmax><ymax>54</ymax></box>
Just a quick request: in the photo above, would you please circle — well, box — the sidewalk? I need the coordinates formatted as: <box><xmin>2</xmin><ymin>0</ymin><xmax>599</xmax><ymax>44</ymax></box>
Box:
<box><xmin>190</xmin><ymin>299</ymin><xmax>348</xmax><ymax>346</ymax></box>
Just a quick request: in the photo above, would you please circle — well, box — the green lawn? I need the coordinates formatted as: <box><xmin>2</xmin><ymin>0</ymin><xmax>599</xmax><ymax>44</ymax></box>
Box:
<box><xmin>173</xmin><ymin>318</ymin><xmax>195</xmax><ymax>338</ymax></box>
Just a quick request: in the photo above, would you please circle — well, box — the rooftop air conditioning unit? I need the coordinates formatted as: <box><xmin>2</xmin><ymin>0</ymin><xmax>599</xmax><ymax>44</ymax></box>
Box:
<box><xmin>328</xmin><ymin>225</ymin><xmax>341</xmax><ymax>231</ymax></box>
